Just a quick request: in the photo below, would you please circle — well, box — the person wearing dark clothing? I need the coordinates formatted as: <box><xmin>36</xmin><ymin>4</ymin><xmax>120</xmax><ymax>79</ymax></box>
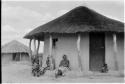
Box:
<box><xmin>38</xmin><ymin>56</ymin><xmax>52</xmax><ymax>76</ymax></box>
<box><xmin>45</xmin><ymin>56</ymin><xmax>51</xmax><ymax>70</ymax></box>
<box><xmin>59</xmin><ymin>55</ymin><xmax>70</xmax><ymax>68</ymax></box>
<box><xmin>101</xmin><ymin>63</ymin><xmax>108</xmax><ymax>73</ymax></box>
<box><xmin>31</xmin><ymin>56</ymin><xmax>41</xmax><ymax>77</ymax></box>
<box><xmin>55</xmin><ymin>55</ymin><xmax>70</xmax><ymax>78</ymax></box>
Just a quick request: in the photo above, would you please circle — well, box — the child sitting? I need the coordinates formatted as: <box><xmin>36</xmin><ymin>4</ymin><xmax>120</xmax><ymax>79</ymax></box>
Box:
<box><xmin>101</xmin><ymin>63</ymin><xmax>108</xmax><ymax>73</ymax></box>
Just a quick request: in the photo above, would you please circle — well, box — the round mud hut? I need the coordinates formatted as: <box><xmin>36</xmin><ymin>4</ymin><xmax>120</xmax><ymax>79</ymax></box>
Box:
<box><xmin>24</xmin><ymin>6</ymin><xmax>124</xmax><ymax>73</ymax></box>
<box><xmin>2</xmin><ymin>40</ymin><xmax>30</xmax><ymax>63</ymax></box>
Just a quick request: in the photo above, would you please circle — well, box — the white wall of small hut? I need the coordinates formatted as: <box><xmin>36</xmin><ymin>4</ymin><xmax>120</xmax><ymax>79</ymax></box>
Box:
<box><xmin>2</xmin><ymin>53</ymin><xmax>13</xmax><ymax>63</ymax></box>
<box><xmin>20</xmin><ymin>53</ymin><xmax>30</xmax><ymax>61</ymax></box>
<box><xmin>2</xmin><ymin>53</ymin><xmax>30</xmax><ymax>64</ymax></box>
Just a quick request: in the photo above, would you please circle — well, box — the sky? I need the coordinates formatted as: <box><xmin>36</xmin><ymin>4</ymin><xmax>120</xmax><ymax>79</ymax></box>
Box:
<box><xmin>2</xmin><ymin>0</ymin><xmax>124</xmax><ymax>53</ymax></box>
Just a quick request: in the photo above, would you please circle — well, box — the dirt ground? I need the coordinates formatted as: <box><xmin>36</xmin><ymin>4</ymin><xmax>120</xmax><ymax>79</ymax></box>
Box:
<box><xmin>2</xmin><ymin>62</ymin><xmax>125</xmax><ymax>83</ymax></box>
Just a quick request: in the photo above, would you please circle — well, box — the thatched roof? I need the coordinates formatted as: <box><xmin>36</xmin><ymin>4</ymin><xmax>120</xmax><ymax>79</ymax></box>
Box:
<box><xmin>2</xmin><ymin>40</ymin><xmax>30</xmax><ymax>53</ymax></box>
<box><xmin>24</xmin><ymin>6</ymin><xmax>124</xmax><ymax>40</ymax></box>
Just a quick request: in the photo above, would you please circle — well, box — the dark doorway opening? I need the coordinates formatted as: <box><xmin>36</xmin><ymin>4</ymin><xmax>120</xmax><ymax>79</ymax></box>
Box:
<box><xmin>13</xmin><ymin>53</ymin><xmax>20</xmax><ymax>61</ymax></box>
<box><xmin>13</xmin><ymin>53</ymin><xmax>16</xmax><ymax>61</ymax></box>
<box><xmin>89</xmin><ymin>32</ymin><xmax>105</xmax><ymax>71</ymax></box>
<box><xmin>52</xmin><ymin>38</ymin><xmax>58</xmax><ymax>48</ymax></box>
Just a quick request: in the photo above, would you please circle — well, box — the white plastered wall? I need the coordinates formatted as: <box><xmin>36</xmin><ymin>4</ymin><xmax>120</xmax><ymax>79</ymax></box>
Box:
<box><xmin>105</xmin><ymin>33</ymin><xmax>116</xmax><ymax>71</ymax></box>
<box><xmin>80</xmin><ymin>33</ymin><xmax>89</xmax><ymax>71</ymax></box>
<box><xmin>105</xmin><ymin>33</ymin><xmax>124</xmax><ymax>71</ymax></box>
<box><xmin>117</xmin><ymin>33</ymin><xmax>124</xmax><ymax>72</ymax></box>
<box><xmin>43</xmin><ymin>33</ymin><xmax>90</xmax><ymax>71</ymax></box>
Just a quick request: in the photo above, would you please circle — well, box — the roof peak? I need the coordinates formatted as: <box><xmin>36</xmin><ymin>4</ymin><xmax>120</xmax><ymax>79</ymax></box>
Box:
<box><xmin>11</xmin><ymin>40</ymin><xmax>19</xmax><ymax>42</ymax></box>
<box><xmin>71</xmin><ymin>6</ymin><xmax>90</xmax><ymax>11</ymax></box>
<box><xmin>74</xmin><ymin>6</ymin><xmax>88</xmax><ymax>9</ymax></box>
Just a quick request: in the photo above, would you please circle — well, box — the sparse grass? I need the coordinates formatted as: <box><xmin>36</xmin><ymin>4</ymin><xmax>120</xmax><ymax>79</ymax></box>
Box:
<box><xmin>2</xmin><ymin>62</ymin><xmax>124</xmax><ymax>83</ymax></box>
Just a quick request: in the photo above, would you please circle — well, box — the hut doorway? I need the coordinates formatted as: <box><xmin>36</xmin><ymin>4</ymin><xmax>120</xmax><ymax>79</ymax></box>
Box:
<box><xmin>13</xmin><ymin>53</ymin><xmax>20</xmax><ymax>61</ymax></box>
<box><xmin>89</xmin><ymin>33</ymin><xmax>105</xmax><ymax>71</ymax></box>
<box><xmin>13</xmin><ymin>53</ymin><xmax>16</xmax><ymax>61</ymax></box>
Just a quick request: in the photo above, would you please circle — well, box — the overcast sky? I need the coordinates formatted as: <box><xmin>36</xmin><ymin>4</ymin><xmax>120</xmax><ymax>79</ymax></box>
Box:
<box><xmin>2</xmin><ymin>0</ymin><xmax>124</xmax><ymax>53</ymax></box>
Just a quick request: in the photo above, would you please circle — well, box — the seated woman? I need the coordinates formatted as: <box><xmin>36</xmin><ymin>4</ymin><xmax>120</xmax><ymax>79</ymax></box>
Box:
<box><xmin>32</xmin><ymin>56</ymin><xmax>41</xmax><ymax>77</ymax></box>
<box><xmin>45</xmin><ymin>56</ymin><xmax>51</xmax><ymax>70</ymax></box>
<box><xmin>39</xmin><ymin>56</ymin><xmax>51</xmax><ymax>75</ymax></box>
<box><xmin>55</xmin><ymin>55</ymin><xmax>71</xmax><ymax>78</ymax></box>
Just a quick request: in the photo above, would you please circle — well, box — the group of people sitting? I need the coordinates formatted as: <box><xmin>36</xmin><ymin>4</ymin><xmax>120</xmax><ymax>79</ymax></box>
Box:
<box><xmin>31</xmin><ymin>54</ymin><xmax>109</xmax><ymax>77</ymax></box>
<box><xmin>32</xmin><ymin>54</ymin><xmax>71</xmax><ymax>77</ymax></box>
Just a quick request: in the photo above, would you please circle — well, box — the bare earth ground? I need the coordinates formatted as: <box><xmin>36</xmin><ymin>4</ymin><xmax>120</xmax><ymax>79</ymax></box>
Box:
<box><xmin>2</xmin><ymin>62</ymin><xmax>125</xmax><ymax>83</ymax></box>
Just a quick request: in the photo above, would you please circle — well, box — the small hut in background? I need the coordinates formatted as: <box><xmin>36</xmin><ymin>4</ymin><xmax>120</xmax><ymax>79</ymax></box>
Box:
<box><xmin>2</xmin><ymin>40</ymin><xmax>30</xmax><ymax>63</ymax></box>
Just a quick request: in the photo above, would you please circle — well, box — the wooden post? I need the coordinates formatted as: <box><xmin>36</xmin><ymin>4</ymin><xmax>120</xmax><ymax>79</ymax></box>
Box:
<box><xmin>33</xmin><ymin>39</ymin><xmax>37</xmax><ymax>57</ymax></box>
<box><xmin>77</xmin><ymin>33</ymin><xmax>83</xmax><ymax>71</ymax></box>
<box><xmin>37</xmin><ymin>40</ymin><xmax>40</xmax><ymax>64</ymax></box>
<box><xmin>29</xmin><ymin>39</ymin><xmax>32</xmax><ymax>59</ymax></box>
<box><xmin>113</xmin><ymin>33</ymin><xmax>118</xmax><ymax>70</ymax></box>
<box><xmin>49</xmin><ymin>34</ymin><xmax>53</xmax><ymax>70</ymax></box>
<box><xmin>37</xmin><ymin>40</ymin><xmax>40</xmax><ymax>56</ymax></box>
<box><xmin>49</xmin><ymin>34</ymin><xmax>52</xmax><ymax>57</ymax></box>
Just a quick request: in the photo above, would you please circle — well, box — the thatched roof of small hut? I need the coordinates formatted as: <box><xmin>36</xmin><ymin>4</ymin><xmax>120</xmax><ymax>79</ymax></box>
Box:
<box><xmin>2</xmin><ymin>40</ymin><xmax>30</xmax><ymax>53</ymax></box>
<box><xmin>24</xmin><ymin>6</ymin><xmax>124</xmax><ymax>40</ymax></box>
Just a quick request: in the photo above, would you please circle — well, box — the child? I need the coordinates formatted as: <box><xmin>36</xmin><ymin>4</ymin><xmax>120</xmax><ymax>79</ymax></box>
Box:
<box><xmin>101</xmin><ymin>63</ymin><xmax>108</xmax><ymax>73</ymax></box>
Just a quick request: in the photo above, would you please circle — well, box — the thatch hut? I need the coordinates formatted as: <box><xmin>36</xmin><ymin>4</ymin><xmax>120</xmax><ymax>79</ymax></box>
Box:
<box><xmin>24</xmin><ymin>6</ymin><xmax>124</xmax><ymax>73</ymax></box>
<box><xmin>2</xmin><ymin>40</ymin><xmax>30</xmax><ymax>63</ymax></box>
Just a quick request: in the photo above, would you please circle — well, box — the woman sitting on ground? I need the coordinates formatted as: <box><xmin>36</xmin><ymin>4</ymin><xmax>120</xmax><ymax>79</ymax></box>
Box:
<box><xmin>39</xmin><ymin>56</ymin><xmax>51</xmax><ymax>75</ymax></box>
<box><xmin>55</xmin><ymin>55</ymin><xmax>71</xmax><ymax>78</ymax></box>
<box><xmin>44</xmin><ymin>56</ymin><xmax>51</xmax><ymax>70</ymax></box>
<box><xmin>32</xmin><ymin>56</ymin><xmax>41</xmax><ymax>77</ymax></box>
